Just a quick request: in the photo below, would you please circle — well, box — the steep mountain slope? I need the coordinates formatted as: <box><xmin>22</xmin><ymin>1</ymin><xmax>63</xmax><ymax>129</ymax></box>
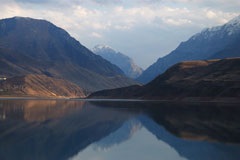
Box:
<box><xmin>0</xmin><ymin>17</ymin><xmax>136</xmax><ymax>92</ymax></box>
<box><xmin>93</xmin><ymin>45</ymin><xmax>143</xmax><ymax>79</ymax></box>
<box><xmin>137</xmin><ymin>15</ymin><xmax>240</xmax><ymax>83</ymax></box>
<box><xmin>0</xmin><ymin>74</ymin><xmax>85</xmax><ymax>98</ymax></box>
<box><xmin>89</xmin><ymin>58</ymin><xmax>240</xmax><ymax>101</ymax></box>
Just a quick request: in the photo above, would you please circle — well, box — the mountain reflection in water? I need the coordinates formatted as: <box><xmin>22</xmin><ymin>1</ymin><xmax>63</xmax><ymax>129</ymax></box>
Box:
<box><xmin>0</xmin><ymin>99</ymin><xmax>240</xmax><ymax>160</ymax></box>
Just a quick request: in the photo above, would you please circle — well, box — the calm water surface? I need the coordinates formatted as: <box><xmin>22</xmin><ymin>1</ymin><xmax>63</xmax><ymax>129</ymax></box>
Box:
<box><xmin>0</xmin><ymin>99</ymin><xmax>240</xmax><ymax>160</ymax></box>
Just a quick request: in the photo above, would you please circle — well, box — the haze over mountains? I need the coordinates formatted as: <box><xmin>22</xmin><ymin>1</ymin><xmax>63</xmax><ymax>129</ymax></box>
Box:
<box><xmin>0</xmin><ymin>15</ymin><xmax>240</xmax><ymax>98</ymax></box>
<box><xmin>0</xmin><ymin>17</ymin><xmax>137</xmax><ymax>95</ymax></box>
<box><xmin>137</xmin><ymin>15</ymin><xmax>240</xmax><ymax>83</ymax></box>
<box><xmin>93</xmin><ymin>45</ymin><xmax>143</xmax><ymax>79</ymax></box>
<box><xmin>89</xmin><ymin>15</ymin><xmax>240</xmax><ymax>100</ymax></box>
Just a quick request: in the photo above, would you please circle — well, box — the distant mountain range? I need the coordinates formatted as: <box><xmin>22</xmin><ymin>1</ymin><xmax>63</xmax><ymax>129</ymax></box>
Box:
<box><xmin>0</xmin><ymin>17</ymin><xmax>137</xmax><ymax>95</ymax></box>
<box><xmin>89</xmin><ymin>58</ymin><xmax>240</xmax><ymax>101</ymax></box>
<box><xmin>93</xmin><ymin>45</ymin><xmax>143</xmax><ymax>79</ymax></box>
<box><xmin>137</xmin><ymin>15</ymin><xmax>240</xmax><ymax>83</ymax></box>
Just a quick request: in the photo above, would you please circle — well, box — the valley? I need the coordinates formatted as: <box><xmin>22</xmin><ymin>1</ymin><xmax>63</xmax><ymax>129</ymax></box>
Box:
<box><xmin>0</xmin><ymin>16</ymin><xmax>240</xmax><ymax>100</ymax></box>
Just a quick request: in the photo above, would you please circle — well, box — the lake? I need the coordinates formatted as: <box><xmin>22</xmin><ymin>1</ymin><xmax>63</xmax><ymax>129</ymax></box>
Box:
<box><xmin>0</xmin><ymin>99</ymin><xmax>240</xmax><ymax>160</ymax></box>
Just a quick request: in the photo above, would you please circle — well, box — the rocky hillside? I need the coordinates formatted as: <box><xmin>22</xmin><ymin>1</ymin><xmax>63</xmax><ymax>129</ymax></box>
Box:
<box><xmin>89</xmin><ymin>58</ymin><xmax>240</xmax><ymax>101</ymax></box>
<box><xmin>137</xmin><ymin>15</ymin><xmax>240</xmax><ymax>83</ymax></box>
<box><xmin>93</xmin><ymin>45</ymin><xmax>143</xmax><ymax>79</ymax></box>
<box><xmin>0</xmin><ymin>17</ymin><xmax>136</xmax><ymax>92</ymax></box>
<box><xmin>0</xmin><ymin>74</ymin><xmax>85</xmax><ymax>98</ymax></box>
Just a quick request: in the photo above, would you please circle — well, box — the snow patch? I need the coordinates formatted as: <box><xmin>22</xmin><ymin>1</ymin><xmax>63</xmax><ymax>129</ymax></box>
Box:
<box><xmin>190</xmin><ymin>15</ymin><xmax>240</xmax><ymax>40</ymax></box>
<box><xmin>92</xmin><ymin>44</ymin><xmax>113</xmax><ymax>53</ymax></box>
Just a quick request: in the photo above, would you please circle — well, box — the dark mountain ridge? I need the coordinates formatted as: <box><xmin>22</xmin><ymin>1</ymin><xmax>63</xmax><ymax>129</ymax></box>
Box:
<box><xmin>137</xmin><ymin>15</ymin><xmax>240</xmax><ymax>83</ymax></box>
<box><xmin>0</xmin><ymin>17</ymin><xmax>136</xmax><ymax>92</ymax></box>
<box><xmin>89</xmin><ymin>58</ymin><xmax>240</xmax><ymax>101</ymax></box>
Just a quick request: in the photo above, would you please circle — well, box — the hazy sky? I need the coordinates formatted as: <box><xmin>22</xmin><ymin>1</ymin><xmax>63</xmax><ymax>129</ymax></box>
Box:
<box><xmin>1</xmin><ymin>0</ymin><xmax>240</xmax><ymax>68</ymax></box>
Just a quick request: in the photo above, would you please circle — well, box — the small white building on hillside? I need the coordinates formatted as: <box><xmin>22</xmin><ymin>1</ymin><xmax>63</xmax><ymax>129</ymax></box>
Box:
<box><xmin>0</xmin><ymin>77</ymin><xmax>7</xmax><ymax>81</ymax></box>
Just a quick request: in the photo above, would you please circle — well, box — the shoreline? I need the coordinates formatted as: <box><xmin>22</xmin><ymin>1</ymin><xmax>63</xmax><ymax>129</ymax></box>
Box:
<box><xmin>0</xmin><ymin>96</ymin><xmax>239</xmax><ymax>104</ymax></box>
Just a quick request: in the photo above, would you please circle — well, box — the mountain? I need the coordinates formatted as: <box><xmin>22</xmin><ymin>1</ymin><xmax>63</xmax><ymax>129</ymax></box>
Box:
<box><xmin>0</xmin><ymin>17</ymin><xmax>137</xmax><ymax>93</ymax></box>
<box><xmin>137</xmin><ymin>15</ymin><xmax>240</xmax><ymax>83</ymax></box>
<box><xmin>89</xmin><ymin>58</ymin><xmax>240</xmax><ymax>101</ymax></box>
<box><xmin>0</xmin><ymin>74</ymin><xmax>85</xmax><ymax>98</ymax></box>
<box><xmin>93</xmin><ymin>45</ymin><xmax>143</xmax><ymax>79</ymax></box>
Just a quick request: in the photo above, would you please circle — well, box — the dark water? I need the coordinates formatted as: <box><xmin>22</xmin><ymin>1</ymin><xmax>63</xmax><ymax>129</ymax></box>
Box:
<box><xmin>0</xmin><ymin>99</ymin><xmax>240</xmax><ymax>160</ymax></box>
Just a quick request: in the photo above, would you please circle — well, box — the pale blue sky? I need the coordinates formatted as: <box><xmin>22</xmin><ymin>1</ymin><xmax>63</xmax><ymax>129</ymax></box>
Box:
<box><xmin>1</xmin><ymin>0</ymin><xmax>239</xmax><ymax>68</ymax></box>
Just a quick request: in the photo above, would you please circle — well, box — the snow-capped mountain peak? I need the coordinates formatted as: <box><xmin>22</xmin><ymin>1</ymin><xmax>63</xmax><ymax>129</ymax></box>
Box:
<box><xmin>92</xmin><ymin>44</ymin><xmax>114</xmax><ymax>53</ymax></box>
<box><xmin>190</xmin><ymin>15</ymin><xmax>240</xmax><ymax>40</ymax></box>
<box><xmin>227</xmin><ymin>15</ymin><xmax>240</xmax><ymax>26</ymax></box>
<box><xmin>92</xmin><ymin>44</ymin><xmax>143</xmax><ymax>79</ymax></box>
<box><xmin>137</xmin><ymin>15</ymin><xmax>240</xmax><ymax>83</ymax></box>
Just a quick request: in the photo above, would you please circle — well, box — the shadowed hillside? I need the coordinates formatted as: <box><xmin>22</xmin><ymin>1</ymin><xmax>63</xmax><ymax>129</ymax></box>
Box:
<box><xmin>0</xmin><ymin>17</ymin><xmax>137</xmax><ymax>93</ymax></box>
<box><xmin>89</xmin><ymin>58</ymin><xmax>240</xmax><ymax>101</ymax></box>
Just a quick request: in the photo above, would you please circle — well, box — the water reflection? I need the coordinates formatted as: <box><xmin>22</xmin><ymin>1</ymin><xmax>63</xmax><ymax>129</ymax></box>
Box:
<box><xmin>0</xmin><ymin>100</ymin><xmax>134</xmax><ymax>160</ymax></box>
<box><xmin>0</xmin><ymin>99</ymin><xmax>240</xmax><ymax>160</ymax></box>
<box><xmin>71</xmin><ymin>120</ymin><xmax>187</xmax><ymax>160</ymax></box>
<box><xmin>0</xmin><ymin>100</ymin><xmax>85</xmax><ymax>122</ymax></box>
<box><xmin>92</xmin><ymin>101</ymin><xmax>240</xmax><ymax>143</ymax></box>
